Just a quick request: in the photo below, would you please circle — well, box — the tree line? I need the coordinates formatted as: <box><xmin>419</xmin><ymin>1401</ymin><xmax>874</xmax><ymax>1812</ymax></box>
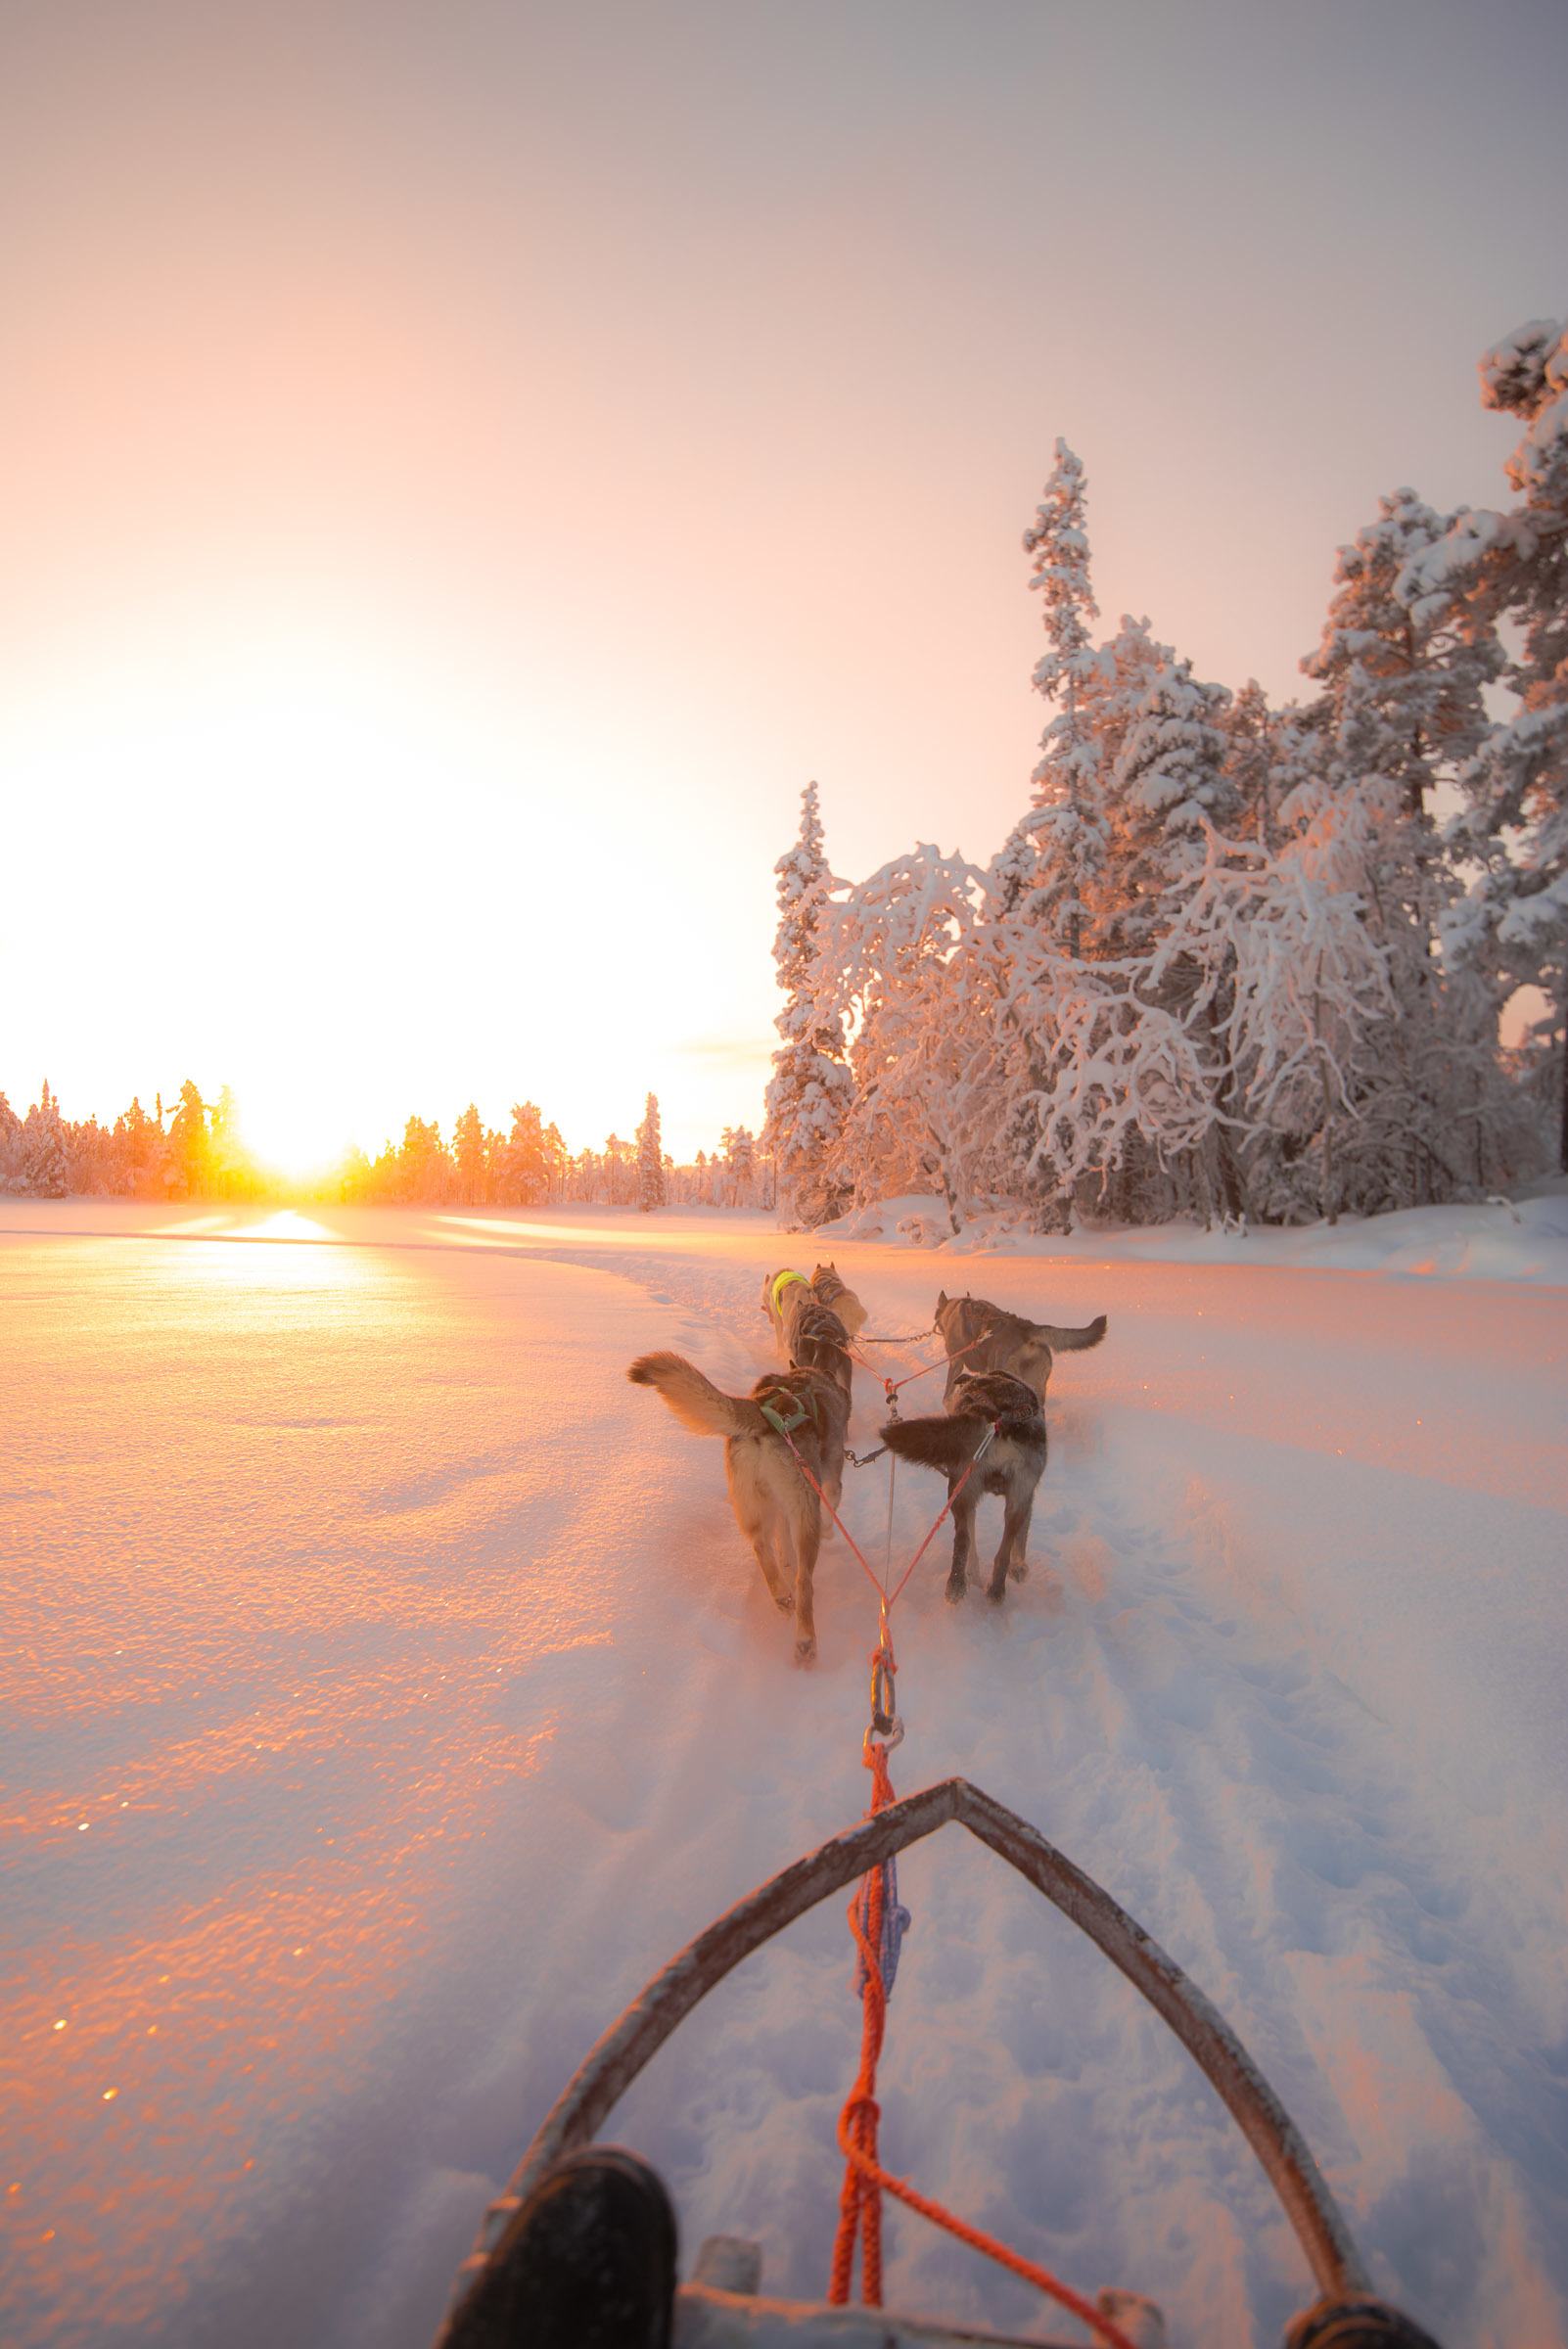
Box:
<box><xmin>763</xmin><ymin>314</ymin><xmax>1567</xmax><ymax>1230</ymax></box>
<box><xmin>0</xmin><ymin>1081</ymin><xmax>772</xmax><ymax>1212</ymax></box>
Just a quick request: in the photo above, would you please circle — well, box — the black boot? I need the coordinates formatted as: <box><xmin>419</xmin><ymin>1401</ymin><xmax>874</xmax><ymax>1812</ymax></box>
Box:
<box><xmin>443</xmin><ymin>2145</ymin><xmax>677</xmax><ymax>2349</ymax></box>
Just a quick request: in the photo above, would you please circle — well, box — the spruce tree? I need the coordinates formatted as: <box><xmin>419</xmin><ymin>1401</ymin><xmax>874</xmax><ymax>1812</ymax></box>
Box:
<box><xmin>762</xmin><ymin>781</ymin><xmax>853</xmax><ymax>1225</ymax></box>
<box><xmin>635</xmin><ymin>1094</ymin><xmax>667</xmax><ymax>1212</ymax></box>
<box><xmin>21</xmin><ymin>1082</ymin><xmax>70</xmax><ymax>1198</ymax></box>
<box><xmin>453</xmin><ymin>1103</ymin><xmax>487</xmax><ymax>1204</ymax></box>
<box><xmin>0</xmin><ymin>1091</ymin><xmax>22</xmax><ymax>1190</ymax></box>
<box><xmin>1304</xmin><ymin>487</ymin><xmax>1503</xmax><ymax>1203</ymax></box>
<box><xmin>1002</xmin><ymin>441</ymin><xmax>1107</xmax><ymax>954</ymax></box>
<box><xmin>166</xmin><ymin>1081</ymin><xmax>209</xmax><ymax>1198</ymax></box>
<box><xmin>1402</xmin><ymin>317</ymin><xmax>1568</xmax><ymax>1170</ymax></box>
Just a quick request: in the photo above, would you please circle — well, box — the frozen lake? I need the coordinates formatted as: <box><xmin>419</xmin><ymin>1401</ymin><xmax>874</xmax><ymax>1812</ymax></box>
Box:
<box><xmin>4</xmin><ymin>1201</ymin><xmax>1566</xmax><ymax>2348</ymax></box>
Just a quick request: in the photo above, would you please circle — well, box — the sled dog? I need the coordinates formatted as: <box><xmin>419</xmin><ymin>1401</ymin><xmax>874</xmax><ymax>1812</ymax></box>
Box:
<box><xmin>760</xmin><ymin>1267</ymin><xmax>854</xmax><ymax>1397</ymax></box>
<box><xmin>879</xmin><ymin>1370</ymin><xmax>1047</xmax><ymax>1605</ymax></box>
<box><xmin>935</xmin><ymin>1289</ymin><xmax>1107</xmax><ymax>1405</ymax></box>
<box><xmin>627</xmin><ymin>1353</ymin><xmax>850</xmax><ymax>1663</ymax></box>
<box><xmin>809</xmin><ymin>1262</ymin><xmax>867</xmax><ymax>1337</ymax></box>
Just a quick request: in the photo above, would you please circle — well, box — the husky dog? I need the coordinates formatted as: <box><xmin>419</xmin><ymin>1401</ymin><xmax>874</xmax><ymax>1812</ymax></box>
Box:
<box><xmin>810</xmin><ymin>1262</ymin><xmax>867</xmax><ymax>1338</ymax></box>
<box><xmin>628</xmin><ymin>1354</ymin><xmax>849</xmax><ymax>1662</ymax></box>
<box><xmin>879</xmin><ymin>1370</ymin><xmax>1047</xmax><ymax>1605</ymax></box>
<box><xmin>761</xmin><ymin>1268</ymin><xmax>854</xmax><ymax>1398</ymax></box>
<box><xmin>935</xmin><ymin>1289</ymin><xmax>1107</xmax><ymax>1405</ymax></box>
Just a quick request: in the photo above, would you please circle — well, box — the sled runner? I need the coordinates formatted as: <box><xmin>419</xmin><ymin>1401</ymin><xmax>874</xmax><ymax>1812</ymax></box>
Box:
<box><xmin>434</xmin><ymin>1776</ymin><xmax>1441</xmax><ymax>2349</ymax></box>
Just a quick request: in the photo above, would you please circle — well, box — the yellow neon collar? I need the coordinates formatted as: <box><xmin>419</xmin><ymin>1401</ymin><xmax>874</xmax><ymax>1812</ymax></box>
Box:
<box><xmin>771</xmin><ymin>1269</ymin><xmax>810</xmax><ymax>1315</ymax></box>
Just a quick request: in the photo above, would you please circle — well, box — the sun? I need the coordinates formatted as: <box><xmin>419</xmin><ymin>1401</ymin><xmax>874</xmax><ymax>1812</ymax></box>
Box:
<box><xmin>234</xmin><ymin>1083</ymin><xmax>354</xmax><ymax>1183</ymax></box>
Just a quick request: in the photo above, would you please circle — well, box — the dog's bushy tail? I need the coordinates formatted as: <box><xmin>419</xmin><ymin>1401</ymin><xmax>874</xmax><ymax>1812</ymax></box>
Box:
<box><xmin>879</xmin><ymin>1412</ymin><xmax>989</xmax><ymax>1475</ymax></box>
<box><xmin>1033</xmin><ymin>1313</ymin><xmax>1108</xmax><ymax>1352</ymax></box>
<box><xmin>627</xmin><ymin>1353</ymin><xmax>765</xmax><ymax>1439</ymax></box>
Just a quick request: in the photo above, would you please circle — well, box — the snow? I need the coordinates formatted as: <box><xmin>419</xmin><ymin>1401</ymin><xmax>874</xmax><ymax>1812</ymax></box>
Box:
<box><xmin>823</xmin><ymin>1188</ymin><xmax>1568</xmax><ymax>1285</ymax></box>
<box><xmin>3</xmin><ymin>1199</ymin><xmax>1566</xmax><ymax>2349</ymax></box>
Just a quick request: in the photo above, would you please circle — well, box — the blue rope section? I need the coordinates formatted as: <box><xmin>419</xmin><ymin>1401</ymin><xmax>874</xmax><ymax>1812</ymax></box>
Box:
<box><xmin>853</xmin><ymin>1856</ymin><xmax>912</xmax><ymax>1999</ymax></box>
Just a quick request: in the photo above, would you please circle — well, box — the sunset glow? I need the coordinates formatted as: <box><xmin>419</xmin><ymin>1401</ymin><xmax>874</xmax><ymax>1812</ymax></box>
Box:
<box><xmin>5</xmin><ymin>5</ymin><xmax>1561</xmax><ymax>1162</ymax></box>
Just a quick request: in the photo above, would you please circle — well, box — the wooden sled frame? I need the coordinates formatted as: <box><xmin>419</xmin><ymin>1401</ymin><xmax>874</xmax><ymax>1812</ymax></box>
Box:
<box><xmin>445</xmin><ymin>1777</ymin><xmax>1369</xmax><ymax>2335</ymax></box>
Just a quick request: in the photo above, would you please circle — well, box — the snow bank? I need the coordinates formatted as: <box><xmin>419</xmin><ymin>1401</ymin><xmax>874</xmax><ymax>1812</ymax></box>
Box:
<box><xmin>821</xmin><ymin>1188</ymin><xmax>1568</xmax><ymax>1285</ymax></box>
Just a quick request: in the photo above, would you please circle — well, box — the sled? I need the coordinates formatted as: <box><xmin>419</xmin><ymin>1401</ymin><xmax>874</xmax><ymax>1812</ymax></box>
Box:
<box><xmin>436</xmin><ymin>1777</ymin><xmax>1439</xmax><ymax>2349</ymax></box>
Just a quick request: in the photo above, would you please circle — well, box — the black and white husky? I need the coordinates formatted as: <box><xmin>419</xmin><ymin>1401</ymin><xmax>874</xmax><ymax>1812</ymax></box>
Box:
<box><xmin>879</xmin><ymin>1369</ymin><xmax>1047</xmax><ymax>1606</ymax></box>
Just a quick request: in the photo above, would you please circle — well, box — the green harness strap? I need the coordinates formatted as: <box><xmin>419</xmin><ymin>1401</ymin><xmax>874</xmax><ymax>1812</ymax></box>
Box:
<box><xmin>760</xmin><ymin>1386</ymin><xmax>820</xmax><ymax>1440</ymax></box>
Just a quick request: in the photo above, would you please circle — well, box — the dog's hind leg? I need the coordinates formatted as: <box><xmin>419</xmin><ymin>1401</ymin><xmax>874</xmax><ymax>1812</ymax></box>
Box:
<box><xmin>990</xmin><ymin>1490</ymin><xmax>1035</xmax><ymax>1603</ymax></box>
<box><xmin>729</xmin><ymin>1451</ymin><xmax>795</xmax><ymax>1614</ymax></box>
<box><xmin>945</xmin><ymin>1484</ymin><xmax>978</xmax><ymax>1604</ymax></box>
<box><xmin>788</xmin><ymin>1488</ymin><xmax>821</xmax><ymax>1664</ymax></box>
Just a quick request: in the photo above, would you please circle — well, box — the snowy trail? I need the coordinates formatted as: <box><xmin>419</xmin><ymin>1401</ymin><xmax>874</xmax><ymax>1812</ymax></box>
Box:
<box><xmin>3</xmin><ymin>1205</ymin><xmax>1566</xmax><ymax>2349</ymax></box>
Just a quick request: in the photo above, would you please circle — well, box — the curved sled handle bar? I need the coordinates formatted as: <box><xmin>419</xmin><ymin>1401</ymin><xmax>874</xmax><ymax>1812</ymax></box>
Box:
<box><xmin>441</xmin><ymin>1778</ymin><xmax>1367</xmax><ymax>2340</ymax></box>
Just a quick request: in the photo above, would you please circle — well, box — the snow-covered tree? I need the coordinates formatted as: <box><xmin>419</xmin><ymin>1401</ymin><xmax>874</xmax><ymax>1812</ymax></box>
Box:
<box><xmin>499</xmin><ymin>1102</ymin><xmax>552</xmax><ymax>1204</ymax></box>
<box><xmin>810</xmin><ymin>844</ymin><xmax>996</xmax><ymax>1228</ymax></box>
<box><xmin>1103</xmin><ymin>642</ymin><xmax>1236</xmax><ymax>954</ymax></box>
<box><xmin>719</xmin><ymin>1126</ymin><xmax>757</xmax><ymax>1207</ymax></box>
<box><xmin>1000</xmin><ymin>441</ymin><xmax>1106</xmax><ymax>953</ymax></box>
<box><xmin>1224</xmin><ymin>781</ymin><xmax>1397</xmax><ymax>1221</ymax></box>
<box><xmin>0</xmin><ymin>1092</ymin><xmax>23</xmax><ymax>1191</ymax></box>
<box><xmin>636</xmin><ymin>1093</ymin><xmax>667</xmax><ymax>1212</ymax></box>
<box><xmin>165</xmin><ymin>1080</ymin><xmax>209</xmax><ymax>1197</ymax></box>
<box><xmin>392</xmin><ymin>1115</ymin><xmax>452</xmax><ymax>1203</ymax></box>
<box><xmin>1401</xmin><ymin>317</ymin><xmax>1568</xmax><ymax>1170</ymax></box>
<box><xmin>1300</xmin><ymin>484</ymin><xmax>1507</xmax><ymax>1201</ymax></box>
<box><xmin>20</xmin><ymin>1082</ymin><xmax>70</xmax><ymax>1197</ymax></box>
<box><xmin>763</xmin><ymin>782</ymin><xmax>853</xmax><ymax>1226</ymax></box>
<box><xmin>453</xmin><ymin>1103</ymin><xmax>487</xmax><ymax>1204</ymax></box>
<box><xmin>1221</xmin><ymin>679</ymin><xmax>1287</xmax><ymax>852</ymax></box>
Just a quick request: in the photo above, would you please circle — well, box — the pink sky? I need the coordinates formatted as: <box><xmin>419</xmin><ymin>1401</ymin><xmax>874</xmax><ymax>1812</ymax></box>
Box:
<box><xmin>3</xmin><ymin>0</ymin><xmax>1564</xmax><ymax>1165</ymax></box>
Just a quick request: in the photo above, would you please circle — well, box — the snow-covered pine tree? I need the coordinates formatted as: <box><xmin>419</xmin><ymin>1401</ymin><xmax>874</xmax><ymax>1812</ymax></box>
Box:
<box><xmin>810</xmin><ymin>844</ymin><xmax>994</xmax><ymax>1229</ymax></box>
<box><xmin>1303</xmin><ymin>486</ymin><xmax>1503</xmax><ymax>1205</ymax></box>
<box><xmin>762</xmin><ymin>782</ymin><xmax>853</xmax><ymax>1227</ymax></box>
<box><xmin>394</xmin><ymin>1116</ymin><xmax>453</xmax><ymax>1203</ymax></box>
<box><xmin>1221</xmin><ymin>679</ymin><xmax>1287</xmax><ymax>852</ymax></box>
<box><xmin>21</xmin><ymin>1081</ymin><xmax>70</xmax><ymax>1197</ymax></box>
<box><xmin>720</xmin><ymin>1126</ymin><xmax>757</xmax><ymax>1207</ymax></box>
<box><xmin>208</xmin><ymin>1086</ymin><xmax>250</xmax><ymax>1199</ymax></box>
<box><xmin>1401</xmin><ymin>316</ymin><xmax>1568</xmax><ymax>1172</ymax></box>
<box><xmin>166</xmin><ymin>1081</ymin><xmax>209</xmax><ymax>1198</ymax></box>
<box><xmin>500</xmin><ymin>1102</ymin><xmax>549</xmax><ymax>1204</ymax></box>
<box><xmin>1100</xmin><ymin>650</ymin><xmax>1246</xmax><ymax>1219</ymax></box>
<box><xmin>453</xmin><ymin>1103</ymin><xmax>487</xmax><ymax>1204</ymax></box>
<box><xmin>1222</xmin><ymin>778</ymin><xmax>1397</xmax><ymax>1222</ymax></box>
<box><xmin>0</xmin><ymin>1091</ymin><xmax>23</xmax><ymax>1191</ymax></box>
<box><xmin>1001</xmin><ymin>441</ymin><xmax>1107</xmax><ymax>953</ymax></box>
<box><xmin>636</xmin><ymin>1093</ymin><xmax>667</xmax><ymax>1212</ymax></box>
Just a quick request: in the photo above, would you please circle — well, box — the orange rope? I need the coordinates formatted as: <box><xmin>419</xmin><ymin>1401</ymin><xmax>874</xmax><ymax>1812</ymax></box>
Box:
<box><xmin>828</xmin><ymin>1738</ymin><xmax>898</xmax><ymax>2304</ymax></box>
<box><xmin>774</xmin><ymin>1420</ymin><xmax>992</xmax><ymax>1615</ymax></box>
<box><xmin>842</xmin><ymin>1326</ymin><xmax>992</xmax><ymax>1407</ymax></box>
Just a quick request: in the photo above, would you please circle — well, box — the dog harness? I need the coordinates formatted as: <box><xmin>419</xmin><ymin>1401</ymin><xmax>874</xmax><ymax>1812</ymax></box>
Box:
<box><xmin>760</xmin><ymin>1386</ymin><xmax>820</xmax><ymax>1440</ymax></box>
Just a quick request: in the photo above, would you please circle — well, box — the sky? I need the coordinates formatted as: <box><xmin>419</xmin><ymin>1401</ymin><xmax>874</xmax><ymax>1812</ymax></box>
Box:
<box><xmin>3</xmin><ymin>0</ymin><xmax>1565</xmax><ymax>1168</ymax></box>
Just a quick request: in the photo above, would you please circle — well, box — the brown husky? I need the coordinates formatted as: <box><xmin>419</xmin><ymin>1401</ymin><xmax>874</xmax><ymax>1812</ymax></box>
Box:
<box><xmin>935</xmin><ymin>1288</ymin><xmax>1107</xmax><ymax>1404</ymax></box>
<box><xmin>879</xmin><ymin>1369</ymin><xmax>1047</xmax><ymax>1605</ymax></box>
<box><xmin>810</xmin><ymin>1262</ymin><xmax>867</xmax><ymax>1337</ymax></box>
<box><xmin>627</xmin><ymin>1353</ymin><xmax>849</xmax><ymax>1662</ymax></box>
<box><xmin>760</xmin><ymin>1267</ymin><xmax>856</xmax><ymax>1396</ymax></box>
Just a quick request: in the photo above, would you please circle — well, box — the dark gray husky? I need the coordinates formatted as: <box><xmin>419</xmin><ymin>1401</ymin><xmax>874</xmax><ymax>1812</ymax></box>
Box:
<box><xmin>935</xmin><ymin>1289</ymin><xmax>1107</xmax><ymax>1404</ymax></box>
<box><xmin>879</xmin><ymin>1368</ymin><xmax>1047</xmax><ymax>1605</ymax></box>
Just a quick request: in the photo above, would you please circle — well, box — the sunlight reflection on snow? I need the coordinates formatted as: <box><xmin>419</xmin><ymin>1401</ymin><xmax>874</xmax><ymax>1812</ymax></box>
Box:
<box><xmin>2</xmin><ymin>1225</ymin><xmax>580</xmax><ymax>2342</ymax></box>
